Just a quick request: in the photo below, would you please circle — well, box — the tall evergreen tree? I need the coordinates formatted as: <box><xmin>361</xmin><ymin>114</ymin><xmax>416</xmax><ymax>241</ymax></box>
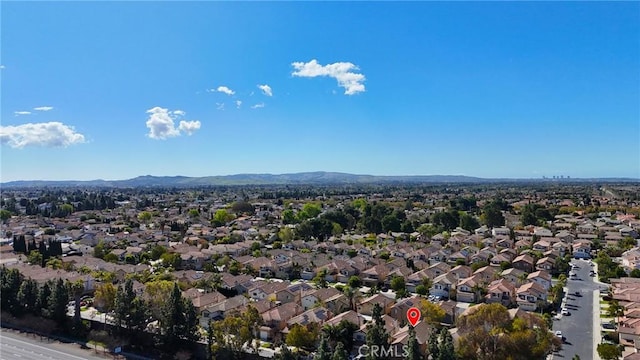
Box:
<box><xmin>12</xmin><ymin>235</ymin><xmax>26</xmax><ymax>254</ymax></box>
<box><xmin>332</xmin><ymin>341</ymin><xmax>349</xmax><ymax>360</ymax></box>
<box><xmin>161</xmin><ymin>282</ymin><xmax>198</xmax><ymax>346</ymax></box>
<box><xmin>48</xmin><ymin>278</ymin><xmax>69</xmax><ymax>326</ymax></box>
<box><xmin>36</xmin><ymin>280</ymin><xmax>52</xmax><ymax>317</ymax></box>
<box><xmin>114</xmin><ymin>278</ymin><xmax>137</xmax><ymax>332</ymax></box>
<box><xmin>68</xmin><ymin>280</ymin><xmax>85</xmax><ymax>328</ymax></box>
<box><xmin>428</xmin><ymin>328</ymin><xmax>440</xmax><ymax>360</ymax></box>
<box><xmin>17</xmin><ymin>278</ymin><xmax>39</xmax><ymax>315</ymax></box>
<box><xmin>406</xmin><ymin>326</ymin><xmax>423</xmax><ymax>360</ymax></box>
<box><xmin>1</xmin><ymin>267</ymin><xmax>24</xmax><ymax>315</ymax></box>
<box><xmin>437</xmin><ymin>328</ymin><xmax>456</xmax><ymax>360</ymax></box>
<box><xmin>129</xmin><ymin>297</ymin><xmax>150</xmax><ymax>338</ymax></box>
<box><xmin>314</xmin><ymin>333</ymin><xmax>332</xmax><ymax>360</ymax></box>
<box><xmin>365</xmin><ymin>303</ymin><xmax>389</xmax><ymax>360</ymax></box>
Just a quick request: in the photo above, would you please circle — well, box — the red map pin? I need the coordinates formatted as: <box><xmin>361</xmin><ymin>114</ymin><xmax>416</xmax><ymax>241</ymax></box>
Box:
<box><xmin>407</xmin><ymin>307</ymin><xmax>421</xmax><ymax>327</ymax></box>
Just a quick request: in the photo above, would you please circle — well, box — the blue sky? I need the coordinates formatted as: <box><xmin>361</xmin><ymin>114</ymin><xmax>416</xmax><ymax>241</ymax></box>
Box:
<box><xmin>1</xmin><ymin>1</ymin><xmax>639</xmax><ymax>181</ymax></box>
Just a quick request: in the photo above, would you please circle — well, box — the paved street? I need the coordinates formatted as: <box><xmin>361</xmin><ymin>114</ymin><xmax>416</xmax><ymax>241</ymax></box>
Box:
<box><xmin>0</xmin><ymin>330</ymin><xmax>105</xmax><ymax>360</ymax></box>
<box><xmin>552</xmin><ymin>258</ymin><xmax>600</xmax><ymax>360</ymax></box>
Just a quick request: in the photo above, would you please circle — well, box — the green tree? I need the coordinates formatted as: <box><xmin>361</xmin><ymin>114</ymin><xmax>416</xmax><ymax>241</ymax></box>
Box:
<box><xmin>17</xmin><ymin>278</ymin><xmax>39</xmax><ymax>315</ymax></box>
<box><xmin>274</xmin><ymin>344</ymin><xmax>296</xmax><ymax>360</ymax></box>
<box><xmin>129</xmin><ymin>297</ymin><xmax>150</xmax><ymax>336</ymax></box>
<box><xmin>93</xmin><ymin>240</ymin><xmax>106</xmax><ymax>259</ymax></box>
<box><xmin>607</xmin><ymin>300</ymin><xmax>625</xmax><ymax>320</ymax></box>
<box><xmin>282</xmin><ymin>209</ymin><xmax>297</xmax><ymax>225</ymax></box>
<box><xmin>114</xmin><ymin>279</ymin><xmax>137</xmax><ymax>332</ymax></box>
<box><xmin>416</xmin><ymin>284</ymin><xmax>428</xmax><ymax>296</ymax></box>
<box><xmin>211</xmin><ymin>314</ymin><xmax>244</xmax><ymax>359</ymax></box>
<box><xmin>597</xmin><ymin>343</ymin><xmax>622</xmax><ymax>360</ymax></box>
<box><xmin>520</xmin><ymin>204</ymin><xmax>540</xmax><ymax>226</ymax></box>
<box><xmin>231</xmin><ymin>200</ymin><xmax>255</xmax><ymax>215</ymax></box>
<box><xmin>390</xmin><ymin>276</ymin><xmax>407</xmax><ymax>298</ymax></box>
<box><xmin>299</xmin><ymin>203</ymin><xmax>322</xmax><ymax>220</ymax></box>
<box><xmin>48</xmin><ymin>278</ymin><xmax>69</xmax><ymax>326</ymax></box>
<box><xmin>332</xmin><ymin>341</ymin><xmax>349</xmax><ymax>360</ymax></box>
<box><xmin>94</xmin><ymin>282</ymin><xmax>117</xmax><ymax>313</ymax></box>
<box><xmin>428</xmin><ymin>329</ymin><xmax>440</xmax><ymax>360</ymax></box>
<box><xmin>348</xmin><ymin>276</ymin><xmax>362</xmax><ymax>289</ymax></box>
<box><xmin>437</xmin><ymin>328</ymin><xmax>456</xmax><ymax>360</ymax></box>
<box><xmin>27</xmin><ymin>250</ymin><xmax>43</xmax><ymax>266</ymax></box>
<box><xmin>212</xmin><ymin>209</ymin><xmax>234</xmax><ymax>227</ymax></box>
<box><xmin>68</xmin><ymin>280</ymin><xmax>85</xmax><ymax>328</ymax></box>
<box><xmin>1</xmin><ymin>267</ymin><xmax>24</xmax><ymax>315</ymax></box>
<box><xmin>36</xmin><ymin>280</ymin><xmax>52</xmax><ymax>317</ymax></box>
<box><xmin>420</xmin><ymin>300</ymin><xmax>446</xmax><ymax>325</ymax></box>
<box><xmin>286</xmin><ymin>323</ymin><xmax>320</xmax><ymax>351</ymax></box>
<box><xmin>0</xmin><ymin>209</ymin><xmax>12</xmax><ymax>222</ymax></box>
<box><xmin>160</xmin><ymin>283</ymin><xmax>199</xmax><ymax>347</ymax></box>
<box><xmin>188</xmin><ymin>208</ymin><xmax>200</xmax><ymax>218</ymax></box>
<box><xmin>459</xmin><ymin>212</ymin><xmax>480</xmax><ymax>232</ymax></box>
<box><xmin>314</xmin><ymin>333</ymin><xmax>332</xmax><ymax>360</ymax></box>
<box><xmin>480</xmin><ymin>202</ymin><xmax>505</xmax><ymax>228</ymax></box>
<box><xmin>365</xmin><ymin>303</ymin><xmax>389</xmax><ymax>360</ymax></box>
<box><xmin>313</xmin><ymin>269</ymin><xmax>328</xmax><ymax>288</ymax></box>
<box><xmin>137</xmin><ymin>211</ymin><xmax>152</xmax><ymax>223</ymax></box>
<box><xmin>406</xmin><ymin>326</ymin><xmax>423</xmax><ymax>360</ymax></box>
<box><xmin>149</xmin><ymin>245</ymin><xmax>168</xmax><ymax>260</ymax></box>
<box><xmin>161</xmin><ymin>252</ymin><xmax>182</xmax><ymax>269</ymax></box>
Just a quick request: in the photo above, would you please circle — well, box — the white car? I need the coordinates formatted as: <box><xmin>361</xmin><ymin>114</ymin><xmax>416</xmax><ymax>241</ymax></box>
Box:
<box><xmin>555</xmin><ymin>330</ymin><xmax>562</xmax><ymax>338</ymax></box>
<box><xmin>561</xmin><ymin>308</ymin><xmax>570</xmax><ymax>316</ymax></box>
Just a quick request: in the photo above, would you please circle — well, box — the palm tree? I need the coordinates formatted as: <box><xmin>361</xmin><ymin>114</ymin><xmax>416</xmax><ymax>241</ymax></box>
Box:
<box><xmin>68</xmin><ymin>280</ymin><xmax>85</xmax><ymax>327</ymax></box>
<box><xmin>343</xmin><ymin>286</ymin><xmax>361</xmax><ymax>312</ymax></box>
<box><xmin>471</xmin><ymin>283</ymin><xmax>487</xmax><ymax>303</ymax></box>
<box><xmin>607</xmin><ymin>300</ymin><xmax>625</xmax><ymax>324</ymax></box>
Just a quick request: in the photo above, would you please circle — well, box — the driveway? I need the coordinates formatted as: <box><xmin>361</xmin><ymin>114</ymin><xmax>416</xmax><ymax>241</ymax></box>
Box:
<box><xmin>551</xmin><ymin>258</ymin><xmax>600</xmax><ymax>360</ymax></box>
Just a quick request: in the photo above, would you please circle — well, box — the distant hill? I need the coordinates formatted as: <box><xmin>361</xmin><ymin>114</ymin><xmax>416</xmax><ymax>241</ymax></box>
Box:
<box><xmin>1</xmin><ymin>172</ymin><xmax>638</xmax><ymax>188</ymax></box>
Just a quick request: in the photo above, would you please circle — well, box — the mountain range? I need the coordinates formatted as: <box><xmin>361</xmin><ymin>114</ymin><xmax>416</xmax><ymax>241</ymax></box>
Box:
<box><xmin>1</xmin><ymin>172</ymin><xmax>637</xmax><ymax>188</ymax></box>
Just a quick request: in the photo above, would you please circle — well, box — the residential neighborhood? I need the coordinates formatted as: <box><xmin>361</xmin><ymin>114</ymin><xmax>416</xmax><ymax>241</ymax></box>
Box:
<box><xmin>1</xmin><ymin>182</ymin><xmax>639</xmax><ymax>359</ymax></box>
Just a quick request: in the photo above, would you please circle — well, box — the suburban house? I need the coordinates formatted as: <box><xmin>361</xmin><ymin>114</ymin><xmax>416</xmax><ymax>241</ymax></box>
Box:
<box><xmin>485</xmin><ymin>279</ymin><xmax>517</xmax><ymax>307</ymax></box>
<box><xmin>527</xmin><ymin>270</ymin><xmax>552</xmax><ymax>291</ymax></box>
<box><xmin>430</xmin><ymin>273</ymin><xmax>457</xmax><ymax>299</ymax></box>
<box><xmin>516</xmin><ymin>282</ymin><xmax>548</xmax><ymax>312</ymax></box>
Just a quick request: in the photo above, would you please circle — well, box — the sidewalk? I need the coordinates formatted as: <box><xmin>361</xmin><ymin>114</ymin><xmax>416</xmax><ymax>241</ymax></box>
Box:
<box><xmin>1</xmin><ymin>322</ymin><xmax>152</xmax><ymax>360</ymax></box>
<box><xmin>592</xmin><ymin>261</ymin><xmax>612</xmax><ymax>360</ymax></box>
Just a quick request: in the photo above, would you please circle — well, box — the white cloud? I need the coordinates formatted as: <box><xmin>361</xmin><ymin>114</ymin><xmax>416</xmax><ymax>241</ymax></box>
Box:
<box><xmin>236</xmin><ymin>100</ymin><xmax>242</xmax><ymax>109</ymax></box>
<box><xmin>258</xmin><ymin>84</ymin><xmax>273</xmax><ymax>97</ymax></box>
<box><xmin>33</xmin><ymin>106</ymin><xmax>54</xmax><ymax>111</ymax></box>
<box><xmin>291</xmin><ymin>59</ymin><xmax>366</xmax><ymax>95</ymax></box>
<box><xmin>216</xmin><ymin>86</ymin><xmax>235</xmax><ymax>96</ymax></box>
<box><xmin>145</xmin><ymin>106</ymin><xmax>200</xmax><ymax>140</ymax></box>
<box><xmin>0</xmin><ymin>122</ymin><xmax>86</xmax><ymax>148</ymax></box>
<box><xmin>216</xmin><ymin>103</ymin><xmax>225</xmax><ymax>110</ymax></box>
<box><xmin>14</xmin><ymin>111</ymin><xmax>31</xmax><ymax>116</ymax></box>
<box><xmin>178</xmin><ymin>121</ymin><xmax>201</xmax><ymax>135</ymax></box>
<box><xmin>0</xmin><ymin>65</ymin><xmax>5</xmax><ymax>70</ymax></box>
<box><xmin>251</xmin><ymin>103</ymin><xmax>265</xmax><ymax>109</ymax></box>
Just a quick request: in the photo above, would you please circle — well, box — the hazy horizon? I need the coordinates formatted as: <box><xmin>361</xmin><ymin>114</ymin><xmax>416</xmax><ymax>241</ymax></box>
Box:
<box><xmin>2</xmin><ymin>171</ymin><xmax>638</xmax><ymax>184</ymax></box>
<box><xmin>2</xmin><ymin>2</ymin><xmax>639</xmax><ymax>182</ymax></box>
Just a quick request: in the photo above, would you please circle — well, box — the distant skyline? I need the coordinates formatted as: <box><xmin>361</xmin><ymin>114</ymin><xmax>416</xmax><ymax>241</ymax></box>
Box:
<box><xmin>1</xmin><ymin>2</ymin><xmax>639</xmax><ymax>181</ymax></box>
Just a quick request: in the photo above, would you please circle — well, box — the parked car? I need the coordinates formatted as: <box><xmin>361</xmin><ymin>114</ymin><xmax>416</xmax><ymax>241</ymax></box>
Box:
<box><xmin>561</xmin><ymin>308</ymin><xmax>571</xmax><ymax>316</ymax></box>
